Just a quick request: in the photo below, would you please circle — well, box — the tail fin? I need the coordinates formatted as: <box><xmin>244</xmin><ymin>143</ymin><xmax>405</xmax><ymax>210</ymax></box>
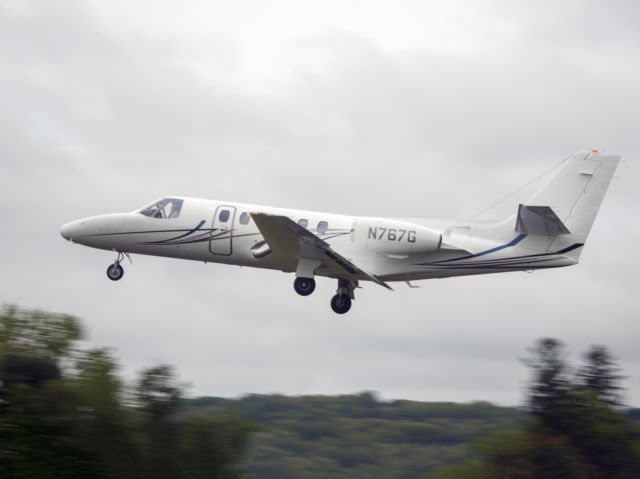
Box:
<box><xmin>522</xmin><ymin>150</ymin><xmax>620</xmax><ymax>256</ymax></box>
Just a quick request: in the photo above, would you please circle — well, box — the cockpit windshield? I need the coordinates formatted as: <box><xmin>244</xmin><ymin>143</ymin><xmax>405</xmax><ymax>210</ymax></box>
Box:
<box><xmin>139</xmin><ymin>198</ymin><xmax>184</xmax><ymax>219</ymax></box>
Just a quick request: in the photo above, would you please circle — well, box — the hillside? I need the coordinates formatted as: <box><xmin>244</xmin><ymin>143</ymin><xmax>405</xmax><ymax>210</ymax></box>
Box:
<box><xmin>3</xmin><ymin>306</ymin><xmax>638</xmax><ymax>479</ymax></box>
<box><xmin>184</xmin><ymin>393</ymin><xmax>525</xmax><ymax>479</ymax></box>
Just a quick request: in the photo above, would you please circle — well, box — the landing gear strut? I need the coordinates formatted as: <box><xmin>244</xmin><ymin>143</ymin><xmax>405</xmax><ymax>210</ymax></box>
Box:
<box><xmin>330</xmin><ymin>279</ymin><xmax>357</xmax><ymax>314</ymax></box>
<box><xmin>106</xmin><ymin>252</ymin><xmax>129</xmax><ymax>281</ymax></box>
<box><xmin>294</xmin><ymin>277</ymin><xmax>316</xmax><ymax>296</ymax></box>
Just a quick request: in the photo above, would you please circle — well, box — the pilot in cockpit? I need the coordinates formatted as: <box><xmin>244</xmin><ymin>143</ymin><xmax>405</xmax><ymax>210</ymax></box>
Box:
<box><xmin>168</xmin><ymin>201</ymin><xmax>181</xmax><ymax>218</ymax></box>
<box><xmin>140</xmin><ymin>198</ymin><xmax>184</xmax><ymax>219</ymax></box>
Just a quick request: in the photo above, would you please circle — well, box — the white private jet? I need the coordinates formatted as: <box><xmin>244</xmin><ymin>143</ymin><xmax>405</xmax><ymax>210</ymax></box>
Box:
<box><xmin>60</xmin><ymin>150</ymin><xmax>619</xmax><ymax>314</ymax></box>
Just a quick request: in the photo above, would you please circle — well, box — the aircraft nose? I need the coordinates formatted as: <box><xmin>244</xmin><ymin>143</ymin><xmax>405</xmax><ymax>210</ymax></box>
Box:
<box><xmin>60</xmin><ymin>220</ymin><xmax>84</xmax><ymax>241</ymax></box>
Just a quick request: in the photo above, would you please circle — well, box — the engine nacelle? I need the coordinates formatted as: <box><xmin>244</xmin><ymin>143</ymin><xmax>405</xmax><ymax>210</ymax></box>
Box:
<box><xmin>352</xmin><ymin>218</ymin><xmax>442</xmax><ymax>256</ymax></box>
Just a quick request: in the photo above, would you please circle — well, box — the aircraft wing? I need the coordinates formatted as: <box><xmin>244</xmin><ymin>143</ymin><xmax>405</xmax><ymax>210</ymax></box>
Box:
<box><xmin>250</xmin><ymin>213</ymin><xmax>392</xmax><ymax>290</ymax></box>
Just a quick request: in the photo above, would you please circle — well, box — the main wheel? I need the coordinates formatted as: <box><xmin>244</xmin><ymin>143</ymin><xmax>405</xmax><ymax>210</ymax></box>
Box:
<box><xmin>107</xmin><ymin>263</ymin><xmax>124</xmax><ymax>281</ymax></box>
<box><xmin>294</xmin><ymin>277</ymin><xmax>316</xmax><ymax>296</ymax></box>
<box><xmin>330</xmin><ymin>294</ymin><xmax>352</xmax><ymax>314</ymax></box>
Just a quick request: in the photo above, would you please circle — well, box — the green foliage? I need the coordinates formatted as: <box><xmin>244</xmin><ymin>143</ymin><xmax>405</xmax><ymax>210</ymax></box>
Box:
<box><xmin>3</xmin><ymin>305</ymin><xmax>638</xmax><ymax>479</ymax></box>
<box><xmin>427</xmin><ymin>339</ymin><xmax>640</xmax><ymax>479</ymax></box>
<box><xmin>427</xmin><ymin>460</ymin><xmax>493</xmax><ymax>479</ymax></box>
<box><xmin>578</xmin><ymin>345</ymin><xmax>625</xmax><ymax>408</ymax></box>
<box><xmin>0</xmin><ymin>305</ymin><xmax>255</xmax><ymax>479</ymax></box>
<box><xmin>0</xmin><ymin>304</ymin><xmax>83</xmax><ymax>360</ymax></box>
<box><xmin>524</xmin><ymin>337</ymin><xmax>572</xmax><ymax>431</ymax></box>
<box><xmin>184</xmin><ymin>393</ymin><xmax>523</xmax><ymax>479</ymax></box>
<box><xmin>179</xmin><ymin>413</ymin><xmax>258</xmax><ymax>479</ymax></box>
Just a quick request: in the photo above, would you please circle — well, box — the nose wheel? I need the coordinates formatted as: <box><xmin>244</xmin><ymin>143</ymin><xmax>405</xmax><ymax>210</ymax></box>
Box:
<box><xmin>106</xmin><ymin>252</ymin><xmax>130</xmax><ymax>281</ymax></box>
<box><xmin>107</xmin><ymin>263</ymin><xmax>124</xmax><ymax>281</ymax></box>
<box><xmin>294</xmin><ymin>277</ymin><xmax>316</xmax><ymax>296</ymax></box>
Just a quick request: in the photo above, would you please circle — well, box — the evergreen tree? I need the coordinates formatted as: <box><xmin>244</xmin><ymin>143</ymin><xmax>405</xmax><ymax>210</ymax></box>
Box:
<box><xmin>578</xmin><ymin>345</ymin><xmax>625</xmax><ymax>408</ymax></box>
<box><xmin>523</xmin><ymin>338</ymin><xmax>573</xmax><ymax>433</ymax></box>
<box><xmin>428</xmin><ymin>338</ymin><xmax>640</xmax><ymax>479</ymax></box>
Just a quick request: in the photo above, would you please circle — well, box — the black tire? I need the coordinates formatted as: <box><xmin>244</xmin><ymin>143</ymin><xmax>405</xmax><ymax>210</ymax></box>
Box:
<box><xmin>330</xmin><ymin>294</ymin><xmax>352</xmax><ymax>314</ymax></box>
<box><xmin>107</xmin><ymin>263</ymin><xmax>124</xmax><ymax>281</ymax></box>
<box><xmin>294</xmin><ymin>277</ymin><xmax>316</xmax><ymax>296</ymax></box>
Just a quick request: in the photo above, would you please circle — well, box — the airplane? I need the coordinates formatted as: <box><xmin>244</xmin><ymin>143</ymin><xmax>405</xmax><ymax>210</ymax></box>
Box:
<box><xmin>60</xmin><ymin>150</ymin><xmax>619</xmax><ymax>314</ymax></box>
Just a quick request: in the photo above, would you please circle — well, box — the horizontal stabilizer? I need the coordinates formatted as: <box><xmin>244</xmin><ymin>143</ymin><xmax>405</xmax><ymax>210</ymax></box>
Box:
<box><xmin>516</xmin><ymin>204</ymin><xmax>570</xmax><ymax>236</ymax></box>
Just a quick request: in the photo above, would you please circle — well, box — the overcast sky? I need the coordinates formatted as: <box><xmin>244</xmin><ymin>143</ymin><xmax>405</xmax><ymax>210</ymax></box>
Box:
<box><xmin>1</xmin><ymin>0</ymin><xmax>639</xmax><ymax>406</ymax></box>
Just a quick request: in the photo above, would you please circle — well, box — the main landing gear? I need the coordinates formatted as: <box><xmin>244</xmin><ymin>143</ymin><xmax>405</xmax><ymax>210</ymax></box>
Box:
<box><xmin>293</xmin><ymin>277</ymin><xmax>316</xmax><ymax>296</ymax></box>
<box><xmin>330</xmin><ymin>294</ymin><xmax>351</xmax><ymax>314</ymax></box>
<box><xmin>293</xmin><ymin>276</ymin><xmax>357</xmax><ymax>314</ymax></box>
<box><xmin>106</xmin><ymin>252</ymin><xmax>130</xmax><ymax>281</ymax></box>
<box><xmin>330</xmin><ymin>279</ymin><xmax>356</xmax><ymax>314</ymax></box>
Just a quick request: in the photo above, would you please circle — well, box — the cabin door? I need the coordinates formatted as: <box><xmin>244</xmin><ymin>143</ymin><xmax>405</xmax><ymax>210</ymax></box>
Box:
<box><xmin>209</xmin><ymin>205</ymin><xmax>237</xmax><ymax>255</ymax></box>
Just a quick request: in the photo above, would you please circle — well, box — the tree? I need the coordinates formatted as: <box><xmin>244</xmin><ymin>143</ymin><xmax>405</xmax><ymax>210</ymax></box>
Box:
<box><xmin>73</xmin><ymin>348</ymin><xmax>140</xmax><ymax>479</ymax></box>
<box><xmin>133</xmin><ymin>365</ymin><xmax>184</xmax><ymax>478</ymax></box>
<box><xmin>427</xmin><ymin>338</ymin><xmax>640</xmax><ymax>479</ymax></box>
<box><xmin>0</xmin><ymin>304</ymin><xmax>83</xmax><ymax>360</ymax></box>
<box><xmin>179</xmin><ymin>413</ymin><xmax>257</xmax><ymax>479</ymax></box>
<box><xmin>578</xmin><ymin>345</ymin><xmax>625</xmax><ymax>408</ymax></box>
<box><xmin>523</xmin><ymin>338</ymin><xmax>573</xmax><ymax>432</ymax></box>
<box><xmin>523</xmin><ymin>339</ymin><xmax>640</xmax><ymax>477</ymax></box>
<box><xmin>1</xmin><ymin>305</ymin><xmax>257</xmax><ymax>479</ymax></box>
<box><xmin>0</xmin><ymin>305</ymin><xmax>93</xmax><ymax>477</ymax></box>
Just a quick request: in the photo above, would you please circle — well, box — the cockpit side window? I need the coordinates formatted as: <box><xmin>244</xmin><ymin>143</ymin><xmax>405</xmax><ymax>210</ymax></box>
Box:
<box><xmin>140</xmin><ymin>198</ymin><xmax>184</xmax><ymax>219</ymax></box>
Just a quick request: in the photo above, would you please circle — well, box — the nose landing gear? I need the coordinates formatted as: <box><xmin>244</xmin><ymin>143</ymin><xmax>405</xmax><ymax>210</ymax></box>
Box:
<box><xmin>107</xmin><ymin>263</ymin><xmax>124</xmax><ymax>281</ymax></box>
<box><xmin>106</xmin><ymin>252</ymin><xmax>130</xmax><ymax>281</ymax></box>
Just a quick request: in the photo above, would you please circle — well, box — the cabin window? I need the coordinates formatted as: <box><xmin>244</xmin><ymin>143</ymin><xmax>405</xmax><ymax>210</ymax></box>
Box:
<box><xmin>139</xmin><ymin>198</ymin><xmax>183</xmax><ymax>219</ymax></box>
<box><xmin>219</xmin><ymin>210</ymin><xmax>230</xmax><ymax>223</ymax></box>
<box><xmin>317</xmin><ymin>221</ymin><xmax>328</xmax><ymax>234</ymax></box>
<box><xmin>298</xmin><ymin>218</ymin><xmax>308</xmax><ymax>229</ymax></box>
<box><xmin>239</xmin><ymin>212</ymin><xmax>251</xmax><ymax>225</ymax></box>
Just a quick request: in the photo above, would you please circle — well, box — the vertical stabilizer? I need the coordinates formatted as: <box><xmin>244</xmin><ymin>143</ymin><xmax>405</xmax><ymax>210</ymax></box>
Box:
<box><xmin>524</xmin><ymin>150</ymin><xmax>620</xmax><ymax>256</ymax></box>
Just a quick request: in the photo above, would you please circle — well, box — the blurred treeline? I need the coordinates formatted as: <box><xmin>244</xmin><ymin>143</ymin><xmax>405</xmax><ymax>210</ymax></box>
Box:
<box><xmin>186</xmin><ymin>347</ymin><xmax>640</xmax><ymax>479</ymax></box>
<box><xmin>427</xmin><ymin>338</ymin><xmax>640</xmax><ymax>478</ymax></box>
<box><xmin>2</xmin><ymin>305</ymin><xmax>639</xmax><ymax>479</ymax></box>
<box><xmin>0</xmin><ymin>305</ymin><xmax>256</xmax><ymax>478</ymax></box>
<box><xmin>187</xmin><ymin>393</ymin><xmax>524</xmax><ymax>478</ymax></box>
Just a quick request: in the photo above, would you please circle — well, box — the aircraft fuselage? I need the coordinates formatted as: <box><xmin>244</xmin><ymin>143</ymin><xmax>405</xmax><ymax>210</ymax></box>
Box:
<box><xmin>59</xmin><ymin>151</ymin><xmax>620</xmax><ymax>314</ymax></box>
